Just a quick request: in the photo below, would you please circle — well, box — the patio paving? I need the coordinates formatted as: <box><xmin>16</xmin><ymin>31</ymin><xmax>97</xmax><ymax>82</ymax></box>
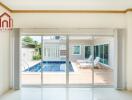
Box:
<box><xmin>22</xmin><ymin>62</ymin><xmax>113</xmax><ymax>85</ymax></box>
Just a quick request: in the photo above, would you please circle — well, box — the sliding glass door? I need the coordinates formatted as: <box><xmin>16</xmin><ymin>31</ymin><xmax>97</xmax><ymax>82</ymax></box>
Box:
<box><xmin>21</xmin><ymin>36</ymin><xmax>42</xmax><ymax>85</ymax></box>
<box><xmin>42</xmin><ymin>35</ymin><xmax>67</xmax><ymax>85</ymax></box>
<box><xmin>68</xmin><ymin>35</ymin><xmax>94</xmax><ymax>85</ymax></box>
<box><xmin>21</xmin><ymin>34</ymin><xmax>114</xmax><ymax>87</ymax></box>
<box><xmin>93</xmin><ymin>36</ymin><xmax>114</xmax><ymax>85</ymax></box>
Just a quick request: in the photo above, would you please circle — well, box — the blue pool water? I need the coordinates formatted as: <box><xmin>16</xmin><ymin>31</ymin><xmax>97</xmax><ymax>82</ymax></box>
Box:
<box><xmin>24</xmin><ymin>61</ymin><xmax>74</xmax><ymax>72</ymax></box>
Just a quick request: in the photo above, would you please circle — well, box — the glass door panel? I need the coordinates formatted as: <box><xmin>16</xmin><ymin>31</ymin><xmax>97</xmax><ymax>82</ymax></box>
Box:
<box><xmin>21</xmin><ymin>34</ymin><xmax>114</xmax><ymax>87</ymax></box>
<box><xmin>68</xmin><ymin>35</ymin><xmax>94</xmax><ymax>85</ymax></box>
<box><xmin>42</xmin><ymin>35</ymin><xmax>67</xmax><ymax>85</ymax></box>
<box><xmin>21</xmin><ymin>36</ymin><xmax>41</xmax><ymax>85</ymax></box>
<box><xmin>93</xmin><ymin>36</ymin><xmax>114</xmax><ymax>85</ymax></box>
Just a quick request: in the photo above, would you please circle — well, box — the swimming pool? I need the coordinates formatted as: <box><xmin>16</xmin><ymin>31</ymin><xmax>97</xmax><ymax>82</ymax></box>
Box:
<box><xmin>24</xmin><ymin>61</ymin><xmax>74</xmax><ymax>72</ymax></box>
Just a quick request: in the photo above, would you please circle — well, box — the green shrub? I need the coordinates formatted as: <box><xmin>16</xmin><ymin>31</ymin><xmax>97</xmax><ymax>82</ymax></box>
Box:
<box><xmin>32</xmin><ymin>54</ymin><xmax>41</xmax><ymax>60</ymax></box>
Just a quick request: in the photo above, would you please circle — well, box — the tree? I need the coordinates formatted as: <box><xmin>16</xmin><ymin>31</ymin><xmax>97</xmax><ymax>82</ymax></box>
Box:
<box><xmin>22</xmin><ymin>36</ymin><xmax>33</xmax><ymax>45</ymax></box>
<box><xmin>22</xmin><ymin>36</ymin><xmax>42</xmax><ymax>60</ymax></box>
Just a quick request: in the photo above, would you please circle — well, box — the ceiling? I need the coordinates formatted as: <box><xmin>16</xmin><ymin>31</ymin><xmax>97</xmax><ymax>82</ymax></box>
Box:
<box><xmin>1</xmin><ymin>0</ymin><xmax>132</xmax><ymax>10</ymax></box>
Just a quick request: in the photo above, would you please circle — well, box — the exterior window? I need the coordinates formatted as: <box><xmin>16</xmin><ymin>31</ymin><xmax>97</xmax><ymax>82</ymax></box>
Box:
<box><xmin>100</xmin><ymin>45</ymin><xmax>104</xmax><ymax>63</ymax></box>
<box><xmin>72</xmin><ymin>45</ymin><xmax>81</xmax><ymax>55</ymax></box>
<box><xmin>94</xmin><ymin>44</ymin><xmax>109</xmax><ymax>65</ymax></box>
<box><xmin>104</xmin><ymin>44</ymin><xmax>109</xmax><ymax>65</ymax></box>
<box><xmin>94</xmin><ymin>46</ymin><xmax>96</xmax><ymax>59</ymax></box>
<box><xmin>95</xmin><ymin>46</ymin><xmax>99</xmax><ymax>57</ymax></box>
<box><xmin>85</xmin><ymin>46</ymin><xmax>91</xmax><ymax>59</ymax></box>
<box><xmin>94</xmin><ymin>45</ymin><xmax>99</xmax><ymax>59</ymax></box>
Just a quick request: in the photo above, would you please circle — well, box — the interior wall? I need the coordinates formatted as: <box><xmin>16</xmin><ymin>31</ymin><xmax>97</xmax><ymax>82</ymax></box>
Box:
<box><xmin>0</xmin><ymin>31</ymin><xmax>10</xmax><ymax>95</ymax></box>
<box><xmin>20</xmin><ymin>28</ymin><xmax>115</xmax><ymax>35</ymax></box>
<box><xmin>1</xmin><ymin>3</ymin><xmax>132</xmax><ymax>91</ymax></box>
<box><xmin>126</xmin><ymin>12</ymin><xmax>132</xmax><ymax>91</ymax></box>
<box><xmin>13</xmin><ymin>13</ymin><xmax>126</xmax><ymax>28</ymax></box>
<box><xmin>15</xmin><ymin>11</ymin><xmax>132</xmax><ymax>91</ymax></box>
<box><xmin>116</xmin><ymin>29</ymin><xmax>126</xmax><ymax>89</ymax></box>
<box><xmin>0</xmin><ymin>6</ymin><xmax>11</xmax><ymax>95</ymax></box>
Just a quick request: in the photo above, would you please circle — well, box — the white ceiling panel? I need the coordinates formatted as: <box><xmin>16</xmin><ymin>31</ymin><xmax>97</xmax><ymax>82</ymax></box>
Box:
<box><xmin>1</xmin><ymin>0</ymin><xmax>132</xmax><ymax>10</ymax></box>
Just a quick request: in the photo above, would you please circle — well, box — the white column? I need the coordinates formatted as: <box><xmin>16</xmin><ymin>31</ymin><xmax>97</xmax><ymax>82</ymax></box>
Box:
<box><xmin>12</xmin><ymin>29</ymin><xmax>21</xmax><ymax>90</ymax></box>
<box><xmin>115</xmin><ymin>29</ymin><xmax>126</xmax><ymax>90</ymax></box>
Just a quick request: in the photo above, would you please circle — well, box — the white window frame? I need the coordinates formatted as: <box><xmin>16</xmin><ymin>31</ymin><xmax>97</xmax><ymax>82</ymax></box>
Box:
<box><xmin>13</xmin><ymin>30</ymin><xmax>117</xmax><ymax>87</ymax></box>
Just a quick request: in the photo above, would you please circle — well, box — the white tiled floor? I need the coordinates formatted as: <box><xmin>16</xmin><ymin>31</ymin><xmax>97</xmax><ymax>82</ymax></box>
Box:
<box><xmin>0</xmin><ymin>88</ymin><xmax>132</xmax><ymax>100</ymax></box>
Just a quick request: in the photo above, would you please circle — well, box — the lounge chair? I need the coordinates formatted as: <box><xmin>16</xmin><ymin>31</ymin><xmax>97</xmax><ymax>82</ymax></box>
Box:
<box><xmin>79</xmin><ymin>57</ymin><xmax>100</xmax><ymax>68</ymax></box>
<box><xmin>77</xmin><ymin>55</ymin><xmax>93</xmax><ymax>63</ymax></box>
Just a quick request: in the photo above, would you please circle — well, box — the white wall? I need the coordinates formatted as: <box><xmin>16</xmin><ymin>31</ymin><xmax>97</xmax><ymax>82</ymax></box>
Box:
<box><xmin>126</xmin><ymin>12</ymin><xmax>132</xmax><ymax>91</ymax></box>
<box><xmin>13</xmin><ymin>13</ymin><xmax>126</xmax><ymax>28</ymax></box>
<box><xmin>0</xmin><ymin>6</ymin><xmax>11</xmax><ymax>95</ymax></box>
<box><xmin>21</xmin><ymin>48</ymin><xmax>34</xmax><ymax>62</ymax></box>
<box><xmin>1</xmin><ymin>4</ymin><xmax>132</xmax><ymax>91</ymax></box>
<box><xmin>14</xmin><ymin>11</ymin><xmax>131</xmax><ymax>91</ymax></box>
<box><xmin>116</xmin><ymin>29</ymin><xmax>126</xmax><ymax>89</ymax></box>
<box><xmin>0</xmin><ymin>31</ymin><xmax>10</xmax><ymax>95</ymax></box>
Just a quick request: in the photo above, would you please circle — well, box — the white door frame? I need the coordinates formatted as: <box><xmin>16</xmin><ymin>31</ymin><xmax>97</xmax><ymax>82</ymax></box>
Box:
<box><xmin>17</xmin><ymin>33</ymin><xmax>117</xmax><ymax>87</ymax></box>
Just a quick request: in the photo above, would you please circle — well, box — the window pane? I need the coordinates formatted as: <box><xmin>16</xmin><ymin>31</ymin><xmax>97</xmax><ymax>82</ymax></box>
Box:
<box><xmin>100</xmin><ymin>45</ymin><xmax>104</xmax><ymax>63</ymax></box>
<box><xmin>95</xmin><ymin>46</ymin><xmax>99</xmax><ymax>57</ymax></box>
<box><xmin>94</xmin><ymin>46</ymin><xmax>96</xmax><ymax>59</ymax></box>
<box><xmin>69</xmin><ymin>35</ymin><xmax>93</xmax><ymax>85</ymax></box>
<box><xmin>72</xmin><ymin>46</ymin><xmax>81</xmax><ymax>55</ymax></box>
<box><xmin>42</xmin><ymin>36</ymin><xmax>66</xmax><ymax>85</ymax></box>
<box><xmin>21</xmin><ymin>36</ymin><xmax>41</xmax><ymax>85</ymax></box>
<box><xmin>93</xmin><ymin>36</ymin><xmax>113</xmax><ymax>86</ymax></box>
<box><xmin>104</xmin><ymin>44</ymin><xmax>109</xmax><ymax>65</ymax></box>
<box><xmin>85</xmin><ymin>46</ymin><xmax>91</xmax><ymax>59</ymax></box>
